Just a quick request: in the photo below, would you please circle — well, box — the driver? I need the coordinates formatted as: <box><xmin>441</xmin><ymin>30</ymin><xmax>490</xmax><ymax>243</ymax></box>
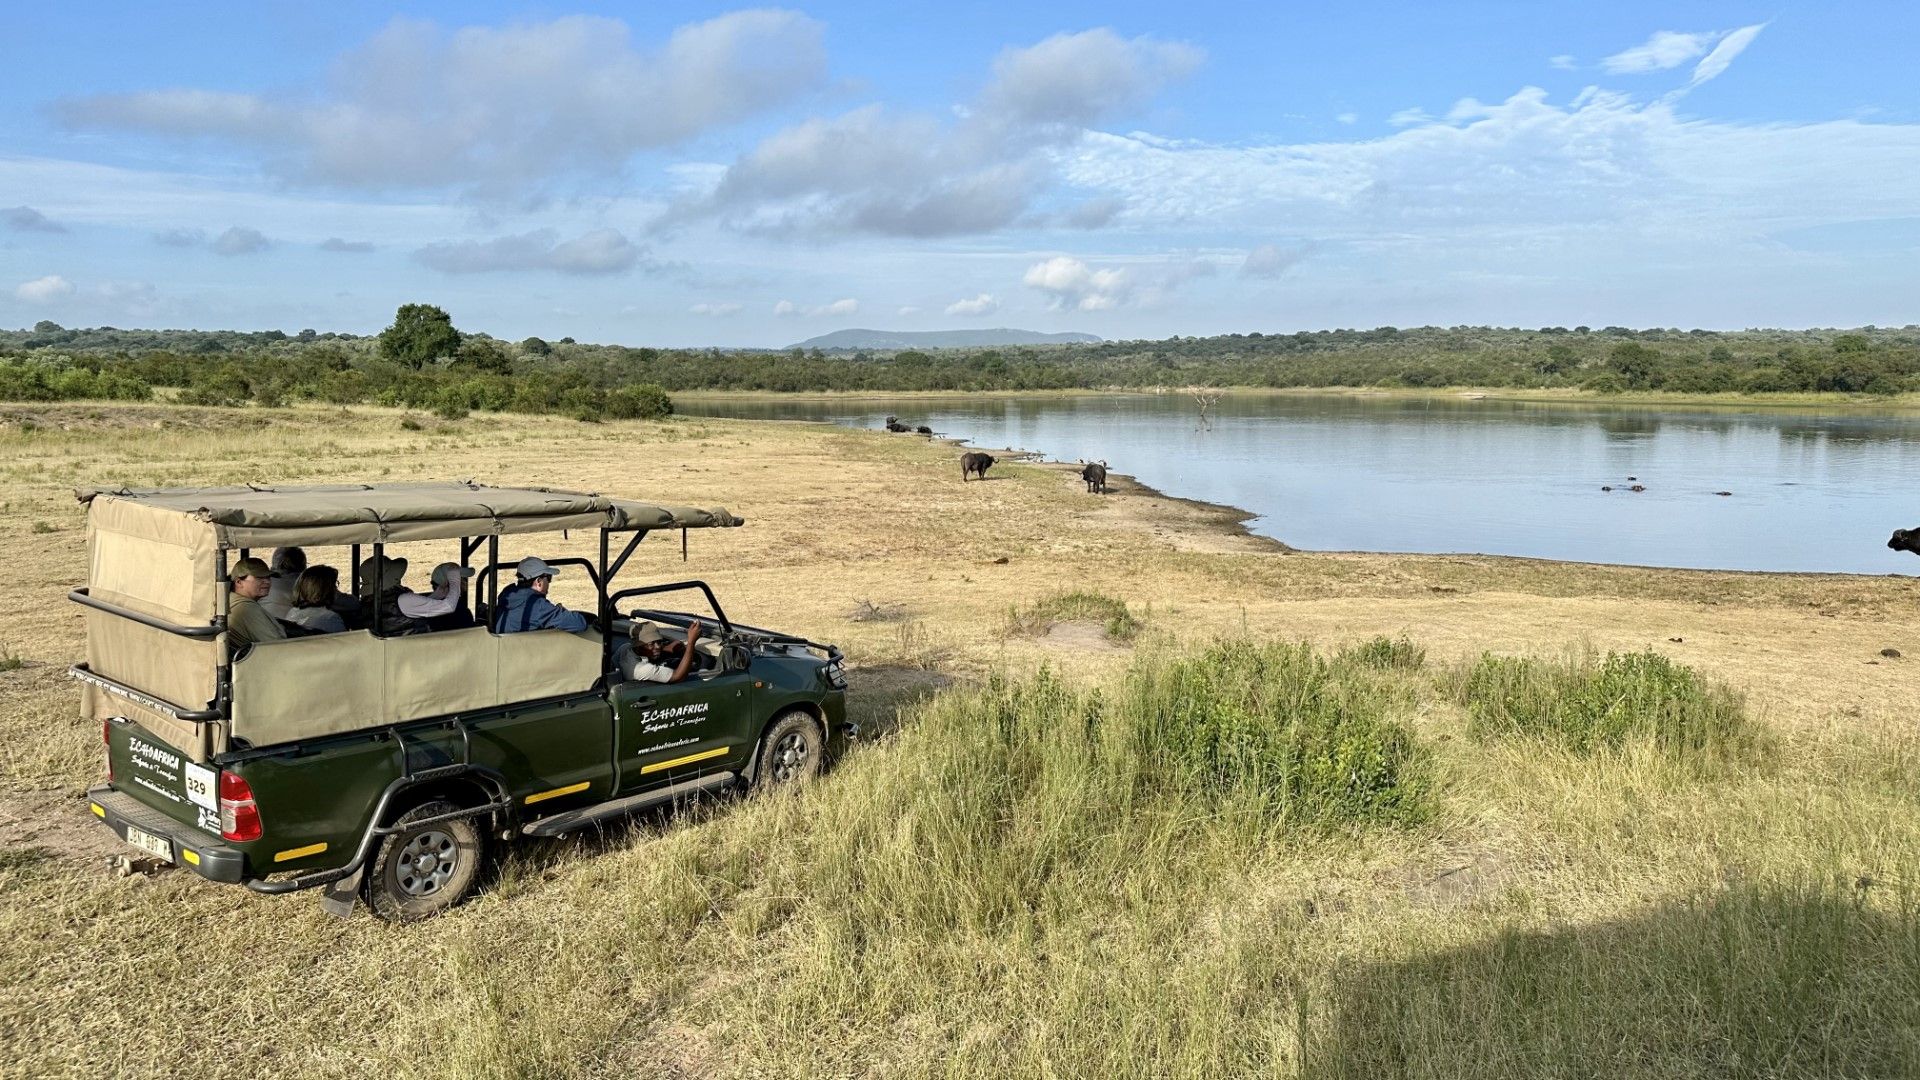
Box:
<box><xmin>620</xmin><ymin>619</ymin><xmax>703</xmax><ymax>684</ymax></box>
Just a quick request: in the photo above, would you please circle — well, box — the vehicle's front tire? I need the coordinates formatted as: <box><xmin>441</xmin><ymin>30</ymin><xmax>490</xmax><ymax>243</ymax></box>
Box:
<box><xmin>364</xmin><ymin>799</ymin><xmax>485</xmax><ymax>922</ymax></box>
<box><xmin>754</xmin><ymin>711</ymin><xmax>825</xmax><ymax>791</ymax></box>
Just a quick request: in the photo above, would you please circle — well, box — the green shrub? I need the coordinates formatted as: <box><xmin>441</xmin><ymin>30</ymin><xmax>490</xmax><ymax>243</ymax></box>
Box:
<box><xmin>1337</xmin><ymin>634</ymin><xmax>1425</xmax><ymax>671</ymax></box>
<box><xmin>1460</xmin><ymin>649</ymin><xmax>1758</xmax><ymax>759</ymax></box>
<box><xmin>1007</xmin><ymin>589</ymin><xmax>1144</xmax><ymax>642</ymax></box>
<box><xmin>603</xmin><ymin>383</ymin><xmax>674</xmax><ymax>420</ymax></box>
<box><xmin>429</xmin><ymin>386</ymin><xmax>470</xmax><ymax>421</ymax></box>
<box><xmin>561</xmin><ymin>386</ymin><xmax>606</xmax><ymax>422</ymax></box>
<box><xmin>1124</xmin><ymin>640</ymin><xmax>1432</xmax><ymax>827</ymax></box>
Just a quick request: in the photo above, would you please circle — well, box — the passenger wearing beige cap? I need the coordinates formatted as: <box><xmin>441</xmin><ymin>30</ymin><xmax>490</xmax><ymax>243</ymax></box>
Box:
<box><xmin>227</xmin><ymin>557</ymin><xmax>287</xmax><ymax>647</ymax></box>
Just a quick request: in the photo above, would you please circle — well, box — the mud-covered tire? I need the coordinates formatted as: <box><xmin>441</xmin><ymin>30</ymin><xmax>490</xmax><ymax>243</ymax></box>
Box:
<box><xmin>754</xmin><ymin>711</ymin><xmax>825</xmax><ymax>791</ymax></box>
<box><xmin>364</xmin><ymin>799</ymin><xmax>485</xmax><ymax>922</ymax></box>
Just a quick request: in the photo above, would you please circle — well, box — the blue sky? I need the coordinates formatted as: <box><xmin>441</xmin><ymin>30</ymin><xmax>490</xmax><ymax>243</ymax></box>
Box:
<box><xmin>2</xmin><ymin>2</ymin><xmax>1916</xmax><ymax>346</ymax></box>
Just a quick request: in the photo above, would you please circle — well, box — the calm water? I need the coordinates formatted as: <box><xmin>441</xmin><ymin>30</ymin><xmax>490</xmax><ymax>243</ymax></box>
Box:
<box><xmin>681</xmin><ymin>393</ymin><xmax>1920</xmax><ymax>575</ymax></box>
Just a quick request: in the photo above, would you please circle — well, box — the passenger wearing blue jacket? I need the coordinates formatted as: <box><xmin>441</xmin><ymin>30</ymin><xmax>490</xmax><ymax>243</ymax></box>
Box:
<box><xmin>493</xmin><ymin>556</ymin><xmax>591</xmax><ymax>633</ymax></box>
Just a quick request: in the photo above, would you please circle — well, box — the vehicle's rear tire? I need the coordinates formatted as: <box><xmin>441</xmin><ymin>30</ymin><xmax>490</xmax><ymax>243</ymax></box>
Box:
<box><xmin>364</xmin><ymin>799</ymin><xmax>485</xmax><ymax>922</ymax></box>
<box><xmin>754</xmin><ymin>711</ymin><xmax>824</xmax><ymax>791</ymax></box>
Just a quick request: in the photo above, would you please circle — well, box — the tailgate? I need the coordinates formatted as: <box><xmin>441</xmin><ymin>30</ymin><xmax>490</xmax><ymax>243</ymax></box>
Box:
<box><xmin>108</xmin><ymin>718</ymin><xmax>223</xmax><ymax>835</ymax></box>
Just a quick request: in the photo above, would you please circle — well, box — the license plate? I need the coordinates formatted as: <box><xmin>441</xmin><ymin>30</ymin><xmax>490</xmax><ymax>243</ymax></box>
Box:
<box><xmin>124</xmin><ymin>825</ymin><xmax>172</xmax><ymax>862</ymax></box>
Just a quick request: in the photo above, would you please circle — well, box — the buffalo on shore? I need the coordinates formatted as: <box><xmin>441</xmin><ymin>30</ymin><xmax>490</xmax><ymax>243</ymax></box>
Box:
<box><xmin>962</xmin><ymin>452</ymin><xmax>996</xmax><ymax>481</ymax></box>
<box><xmin>1081</xmin><ymin>460</ymin><xmax>1108</xmax><ymax>493</ymax></box>
<box><xmin>1890</xmin><ymin>528</ymin><xmax>1920</xmax><ymax>557</ymax></box>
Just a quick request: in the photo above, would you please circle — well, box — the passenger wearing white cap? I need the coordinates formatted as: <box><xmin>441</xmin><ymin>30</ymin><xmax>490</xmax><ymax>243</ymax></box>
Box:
<box><xmin>398</xmin><ymin>562</ymin><xmax>477</xmax><ymax>631</ymax></box>
<box><xmin>492</xmin><ymin>555</ymin><xmax>590</xmax><ymax>634</ymax></box>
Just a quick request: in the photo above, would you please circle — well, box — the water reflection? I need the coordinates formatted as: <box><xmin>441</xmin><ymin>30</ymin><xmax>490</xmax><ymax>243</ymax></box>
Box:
<box><xmin>682</xmin><ymin>393</ymin><xmax>1920</xmax><ymax>574</ymax></box>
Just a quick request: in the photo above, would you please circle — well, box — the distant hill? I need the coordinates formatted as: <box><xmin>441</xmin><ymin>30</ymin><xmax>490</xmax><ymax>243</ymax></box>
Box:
<box><xmin>787</xmin><ymin>328</ymin><xmax>1104</xmax><ymax>351</ymax></box>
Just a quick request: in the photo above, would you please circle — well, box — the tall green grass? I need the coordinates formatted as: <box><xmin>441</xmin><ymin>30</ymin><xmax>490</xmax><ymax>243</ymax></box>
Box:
<box><xmin>708</xmin><ymin>640</ymin><xmax>1430</xmax><ymax>1074</ymax></box>
<box><xmin>1316</xmin><ymin>877</ymin><xmax>1920</xmax><ymax>1078</ymax></box>
<box><xmin>1460</xmin><ymin>649</ymin><xmax>1761</xmax><ymax>761</ymax></box>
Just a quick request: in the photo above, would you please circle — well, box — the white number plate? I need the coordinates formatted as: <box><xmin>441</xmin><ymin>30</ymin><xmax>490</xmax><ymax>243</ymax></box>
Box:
<box><xmin>124</xmin><ymin>825</ymin><xmax>172</xmax><ymax>862</ymax></box>
<box><xmin>184</xmin><ymin>763</ymin><xmax>217</xmax><ymax>810</ymax></box>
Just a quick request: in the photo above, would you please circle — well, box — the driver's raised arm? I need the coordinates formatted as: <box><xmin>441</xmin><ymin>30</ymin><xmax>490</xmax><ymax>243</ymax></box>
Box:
<box><xmin>670</xmin><ymin>619</ymin><xmax>703</xmax><ymax>683</ymax></box>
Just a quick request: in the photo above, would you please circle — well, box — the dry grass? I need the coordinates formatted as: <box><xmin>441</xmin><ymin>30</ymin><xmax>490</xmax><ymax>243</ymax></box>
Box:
<box><xmin>1</xmin><ymin>401</ymin><xmax>1917</xmax><ymax>1077</ymax></box>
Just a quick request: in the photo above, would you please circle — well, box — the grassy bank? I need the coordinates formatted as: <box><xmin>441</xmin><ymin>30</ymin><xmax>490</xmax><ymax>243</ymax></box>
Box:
<box><xmin>1</xmin><ymin>402</ymin><xmax>1917</xmax><ymax>1076</ymax></box>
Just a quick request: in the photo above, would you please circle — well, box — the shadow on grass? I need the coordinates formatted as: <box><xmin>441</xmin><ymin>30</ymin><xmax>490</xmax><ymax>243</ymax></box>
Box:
<box><xmin>1313</xmin><ymin>879</ymin><xmax>1920</xmax><ymax>1079</ymax></box>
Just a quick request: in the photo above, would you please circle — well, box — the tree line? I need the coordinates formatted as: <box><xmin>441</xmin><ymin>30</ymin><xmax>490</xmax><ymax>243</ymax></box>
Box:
<box><xmin>3</xmin><ymin>308</ymin><xmax>1917</xmax><ymax>416</ymax></box>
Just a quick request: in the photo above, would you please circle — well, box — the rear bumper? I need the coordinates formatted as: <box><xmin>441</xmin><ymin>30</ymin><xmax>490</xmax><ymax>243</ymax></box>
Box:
<box><xmin>87</xmin><ymin>786</ymin><xmax>246</xmax><ymax>884</ymax></box>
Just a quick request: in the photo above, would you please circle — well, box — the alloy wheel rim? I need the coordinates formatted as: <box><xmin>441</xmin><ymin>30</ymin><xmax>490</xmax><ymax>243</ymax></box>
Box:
<box><xmin>396</xmin><ymin>829</ymin><xmax>458</xmax><ymax>897</ymax></box>
<box><xmin>772</xmin><ymin>730</ymin><xmax>810</xmax><ymax>782</ymax></box>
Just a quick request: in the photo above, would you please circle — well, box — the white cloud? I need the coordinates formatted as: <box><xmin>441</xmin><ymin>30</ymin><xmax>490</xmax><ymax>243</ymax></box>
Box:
<box><xmin>1241</xmin><ymin>244</ymin><xmax>1306</xmax><ymax>278</ymax></box>
<box><xmin>1335</xmin><ymin>112</ymin><xmax>1359</xmax><ymax>125</ymax></box>
<box><xmin>56</xmin><ymin>12</ymin><xmax>828</xmax><ymax>199</ymax></box>
<box><xmin>689</xmin><ymin>302</ymin><xmax>742</xmax><ymax>316</ymax></box>
<box><xmin>4</xmin><ymin>206</ymin><xmax>66</xmax><ymax>233</ymax></box>
<box><xmin>945</xmin><ymin>293</ymin><xmax>1000</xmax><ymax>316</ymax></box>
<box><xmin>212</xmin><ymin>226</ymin><xmax>269</xmax><ymax>256</ymax></box>
<box><xmin>1603</xmin><ymin>30</ymin><xmax>1720</xmax><ymax>74</ymax></box>
<box><xmin>1388</xmin><ymin>107</ymin><xmax>1431</xmax><ymax>127</ymax></box>
<box><xmin>771</xmin><ymin>297</ymin><xmax>859</xmax><ymax>317</ymax></box>
<box><xmin>897</xmin><ymin>305</ymin><xmax>920</xmax><ymax>316</ymax></box>
<box><xmin>1056</xmin><ymin>83</ymin><xmax>1920</xmax><ymax>286</ymax></box>
<box><xmin>685</xmin><ymin>28</ymin><xmax>1201</xmax><ymax>237</ymax></box>
<box><xmin>1024</xmin><ymin>256</ymin><xmax>1131</xmax><ymax>310</ymax></box>
<box><xmin>1548</xmin><ymin>54</ymin><xmax>1577</xmax><ymax>71</ymax></box>
<box><xmin>320</xmin><ymin>237</ymin><xmax>374</xmax><ymax>253</ymax></box>
<box><xmin>1689</xmin><ymin>24</ymin><xmax>1766</xmax><ymax>87</ymax></box>
<box><xmin>154</xmin><ymin>227</ymin><xmax>204</xmax><ymax>247</ymax></box>
<box><xmin>15</xmin><ymin>275</ymin><xmax>76</xmax><ymax>303</ymax></box>
<box><xmin>414</xmin><ymin>227</ymin><xmax>645</xmax><ymax>275</ymax></box>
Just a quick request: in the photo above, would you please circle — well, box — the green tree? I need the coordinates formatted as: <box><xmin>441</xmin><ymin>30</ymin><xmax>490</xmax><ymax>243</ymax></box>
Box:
<box><xmin>377</xmin><ymin>304</ymin><xmax>462</xmax><ymax>371</ymax></box>
<box><xmin>452</xmin><ymin>336</ymin><xmax>514</xmax><ymax>374</ymax></box>
<box><xmin>519</xmin><ymin>336</ymin><xmax>551</xmax><ymax>356</ymax></box>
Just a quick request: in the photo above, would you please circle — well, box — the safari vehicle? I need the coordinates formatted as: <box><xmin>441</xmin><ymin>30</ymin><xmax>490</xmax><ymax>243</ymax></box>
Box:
<box><xmin>74</xmin><ymin>482</ymin><xmax>849</xmax><ymax>920</ymax></box>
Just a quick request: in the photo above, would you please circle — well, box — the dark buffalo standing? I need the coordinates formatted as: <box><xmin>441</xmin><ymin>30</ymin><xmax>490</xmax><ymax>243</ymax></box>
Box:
<box><xmin>1890</xmin><ymin>527</ymin><xmax>1920</xmax><ymax>556</ymax></box>
<box><xmin>961</xmin><ymin>452</ymin><xmax>996</xmax><ymax>481</ymax></box>
<box><xmin>916</xmin><ymin>425</ymin><xmax>933</xmax><ymax>435</ymax></box>
<box><xmin>1081</xmin><ymin>460</ymin><xmax>1108</xmax><ymax>493</ymax></box>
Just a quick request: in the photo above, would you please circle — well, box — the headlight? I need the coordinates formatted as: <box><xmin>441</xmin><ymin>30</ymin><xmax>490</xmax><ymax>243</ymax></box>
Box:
<box><xmin>823</xmin><ymin>658</ymin><xmax>847</xmax><ymax>689</ymax></box>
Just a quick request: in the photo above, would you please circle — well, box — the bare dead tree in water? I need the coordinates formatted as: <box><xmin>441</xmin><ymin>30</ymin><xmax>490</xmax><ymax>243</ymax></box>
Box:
<box><xmin>1192</xmin><ymin>390</ymin><xmax>1221</xmax><ymax>431</ymax></box>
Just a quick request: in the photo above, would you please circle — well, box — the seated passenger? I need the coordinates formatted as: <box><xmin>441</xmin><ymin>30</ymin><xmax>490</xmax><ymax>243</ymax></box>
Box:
<box><xmin>492</xmin><ymin>556</ymin><xmax>589</xmax><ymax>634</ymax></box>
<box><xmin>356</xmin><ymin>553</ymin><xmax>423</xmax><ymax>636</ymax></box>
<box><xmin>620</xmin><ymin>620</ymin><xmax>704</xmax><ymax>683</ymax></box>
<box><xmin>398</xmin><ymin>562</ymin><xmax>477</xmax><ymax>631</ymax></box>
<box><xmin>260</xmin><ymin>546</ymin><xmax>305</xmax><ymax>620</ymax></box>
<box><xmin>226</xmin><ymin>557</ymin><xmax>286</xmax><ymax>647</ymax></box>
<box><xmin>286</xmin><ymin>566</ymin><xmax>347</xmax><ymax>634</ymax></box>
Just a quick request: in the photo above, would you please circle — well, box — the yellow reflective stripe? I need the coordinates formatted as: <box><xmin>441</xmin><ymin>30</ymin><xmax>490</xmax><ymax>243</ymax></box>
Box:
<box><xmin>181</xmin><ymin>849</ymin><xmax>201</xmax><ymax>866</ymax></box>
<box><xmin>639</xmin><ymin>746</ymin><xmax>728</xmax><ymax>775</ymax></box>
<box><xmin>272</xmin><ymin>842</ymin><xmax>329</xmax><ymax>863</ymax></box>
<box><xmin>525</xmin><ymin>781</ymin><xmax>590</xmax><ymax>805</ymax></box>
<box><xmin>91</xmin><ymin>803</ymin><xmax>106</xmax><ymax>818</ymax></box>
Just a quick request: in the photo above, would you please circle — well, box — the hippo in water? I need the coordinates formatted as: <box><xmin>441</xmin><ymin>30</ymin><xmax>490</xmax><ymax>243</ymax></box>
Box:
<box><xmin>962</xmin><ymin>452</ymin><xmax>996</xmax><ymax>481</ymax></box>
<box><xmin>1081</xmin><ymin>460</ymin><xmax>1108</xmax><ymax>493</ymax></box>
<box><xmin>1890</xmin><ymin>528</ymin><xmax>1920</xmax><ymax>557</ymax></box>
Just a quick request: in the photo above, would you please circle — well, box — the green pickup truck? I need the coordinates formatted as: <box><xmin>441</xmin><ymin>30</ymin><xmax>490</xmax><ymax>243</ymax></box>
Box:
<box><xmin>75</xmin><ymin>482</ymin><xmax>850</xmax><ymax>920</ymax></box>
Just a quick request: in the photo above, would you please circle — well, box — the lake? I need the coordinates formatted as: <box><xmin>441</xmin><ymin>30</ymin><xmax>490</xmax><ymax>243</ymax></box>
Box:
<box><xmin>679</xmin><ymin>392</ymin><xmax>1920</xmax><ymax>575</ymax></box>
